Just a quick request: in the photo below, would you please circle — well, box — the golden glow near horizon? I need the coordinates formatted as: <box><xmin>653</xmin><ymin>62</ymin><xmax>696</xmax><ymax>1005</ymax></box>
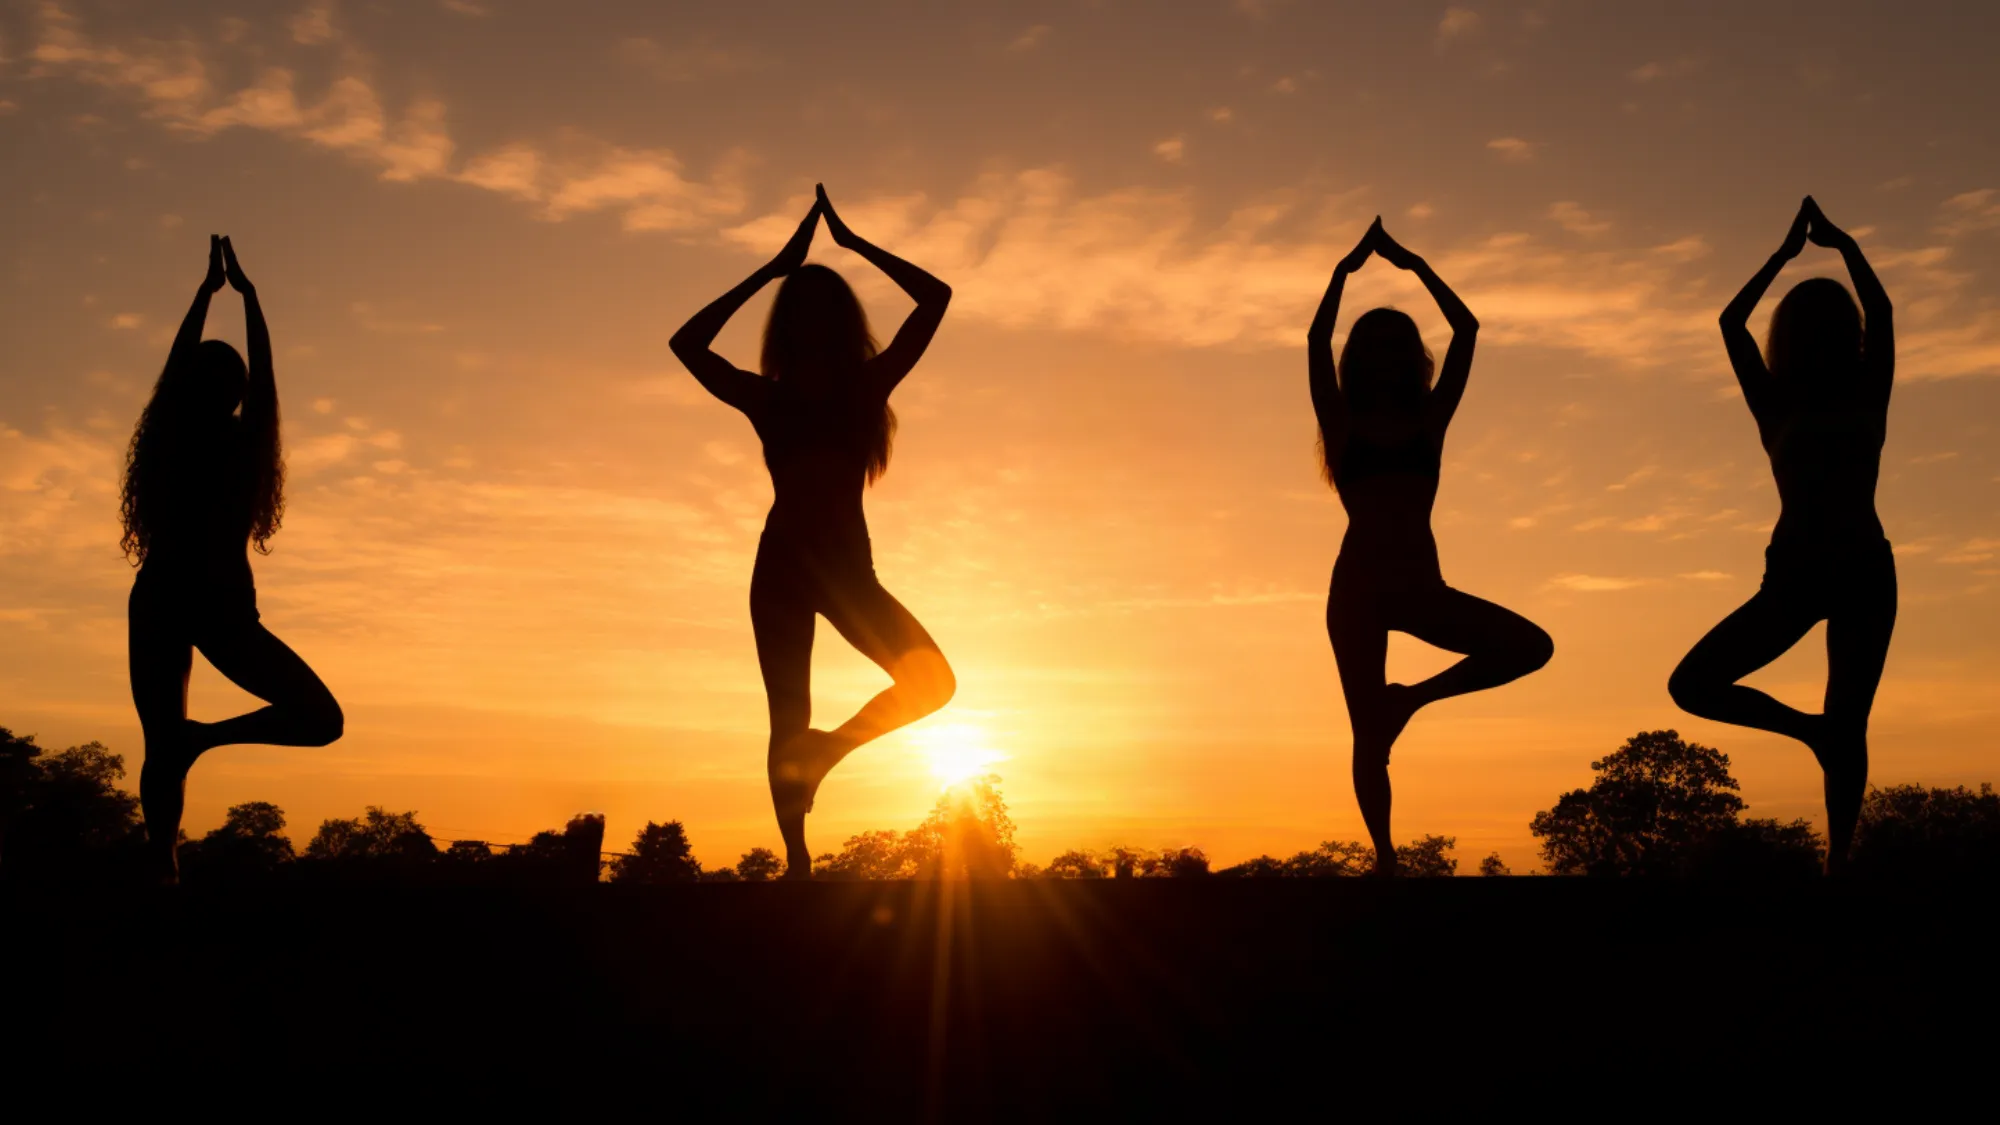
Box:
<box><xmin>913</xmin><ymin>723</ymin><xmax>1009</xmax><ymax>790</ymax></box>
<box><xmin>1</xmin><ymin>2</ymin><xmax>1997</xmax><ymax>871</ymax></box>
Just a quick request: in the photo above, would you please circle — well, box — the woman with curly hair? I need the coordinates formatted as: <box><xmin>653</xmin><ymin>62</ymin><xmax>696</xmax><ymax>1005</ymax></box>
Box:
<box><xmin>123</xmin><ymin>236</ymin><xmax>342</xmax><ymax>883</ymax></box>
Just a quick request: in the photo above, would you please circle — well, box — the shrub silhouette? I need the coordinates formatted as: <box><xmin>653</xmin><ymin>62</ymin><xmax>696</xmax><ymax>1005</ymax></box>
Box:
<box><xmin>611</xmin><ymin>820</ymin><xmax>702</xmax><ymax>884</ymax></box>
<box><xmin>0</xmin><ymin>728</ymin><xmax>144</xmax><ymax>881</ymax></box>
<box><xmin>1530</xmin><ymin>730</ymin><xmax>1822</xmax><ymax>876</ymax></box>
<box><xmin>1851</xmin><ymin>783</ymin><xmax>2000</xmax><ymax>878</ymax></box>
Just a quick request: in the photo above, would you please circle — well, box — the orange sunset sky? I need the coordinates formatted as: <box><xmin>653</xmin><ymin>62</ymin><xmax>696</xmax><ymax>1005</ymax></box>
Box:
<box><xmin>2</xmin><ymin>1</ymin><xmax>1996</xmax><ymax>870</ymax></box>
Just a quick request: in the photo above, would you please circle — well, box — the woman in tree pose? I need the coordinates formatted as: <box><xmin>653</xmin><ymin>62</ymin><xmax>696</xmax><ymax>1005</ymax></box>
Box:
<box><xmin>1310</xmin><ymin>218</ymin><xmax>1553</xmax><ymax>874</ymax></box>
<box><xmin>124</xmin><ymin>236</ymin><xmax>343</xmax><ymax>883</ymax></box>
<box><xmin>1669</xmin><ymin>197</ymin><xmax>1896</xmax><ymax>874</ymax></box>
<box><xmin>671</xmin><ymin>185</ymin><xmax>956</xmax><ymax>878</ymax></box>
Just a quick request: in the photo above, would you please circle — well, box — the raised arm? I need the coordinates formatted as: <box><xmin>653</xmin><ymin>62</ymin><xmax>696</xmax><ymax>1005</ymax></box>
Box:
<box><xmin>1806</xmin><ymin>197</ymin><xmax>1894</xmax><ymax>405</ymax></box>
<box><xmin>669</xmin><ymin>201</ymin><xmax>821</xmax><ymax>414</ymax></box>
<box><xmin>1721</xmin><ymin>200</ymin><xmax>1811</xmax><ymax>422</ymax></box>
<box><xmin>1373</xmin><ymin>225</ymin><xmax>1478</xmax><ymax>434</ymax></box>
<box><xmin>816</xmin><ymin>184</ymin><xmax>950</xmax><ymax>394</ymax></box>
<box><xmin>1309</xmin><ymin>220</ymin><xmax>1378</xmax><ymax>440</ymax></box>
<box><xmin>169</xmin><ymin>235</ymin><xmax>228</xmax><ymax>372</ymax></box>
<box><xmin>219</xmin><ymin>238</ymin><xmax>276</xmax><ymax>439</ymax></box>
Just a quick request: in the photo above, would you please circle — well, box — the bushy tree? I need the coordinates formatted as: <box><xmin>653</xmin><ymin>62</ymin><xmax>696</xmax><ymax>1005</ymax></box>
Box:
<box><xmin>610</xmin><ymin>820</ymin><xmax>702</xmax><ymax>884</ymax></box>
<box><xmin>180</xmin><ymin>801</ymin><xmax>295</xmax><ymax>881</ymax></box>
<box><xmin>734</xmin><ymin>847</ymin><xmax>782</xmax><ymax>882</ymax></box>
<box><xmin>1529</xmin><ymin>730</ymin><xmax>1750</xmax><ymax>877</ymax></box>
<box><xmin>1478</xmin><ymin>852</ymin><xmax>1511</xmax><ymax>877</ymax></box>
<box><xmin>0</xmin><ymin>730</ymin><xmax>144</xmax><ymax>879</ymax></box>
<box><xmin>1040</xmin><ymin>849</ymin><xmax>1108</xmax><ymax>879</ymax></box>
<box><xmin>305</xmin><ymin>807</ymin><xmax>437</xmax><ymax>861</ymax></box>
<box><xmin>1851</xmin><ymin>783</ymin><xmax>2000</xmax><ymax>878</ymax></box>
<box><xmin>1215</xmin><ymin>836</ymin><xmax>1456</xmax><ymax>877</ymax></box>
<box><xmin>1394</xmin><ymin>835</ymin><xmax>1458</xmax><ymax>877</ymax></box>
<box><xmin>819</xmin><ymin>776</ymin><xmax>1020</xmax><ymax>879</ymax></box>
<box><xmin>816</xmin><ymin>829</ymin><xmax>916</xmax><ymax>880</ymax></box>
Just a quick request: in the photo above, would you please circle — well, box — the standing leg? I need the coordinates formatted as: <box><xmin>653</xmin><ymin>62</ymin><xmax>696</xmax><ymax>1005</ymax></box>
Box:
<box><xmin>191</xmin><ymin>622</ymin><xmax>343</xmax><ymax>752</ymax></box>
<box><xmin>129</xmin><ymin>587</ymin><xmax>195</xmax><ymax>883</ymax></box>
<box><xmin>1667</xmin><ymin>586</ymin><xmax>1822</xmax><ymax>744</ymax></box>
<box><xmin>751</xmin><ymin>555</ymin><xmax>819</xmax><ymax>877</ymax></box>
<box><xmin>1820</xmin><ymin>561</ymin><xmax>1897</xmax><ymax>873</ymax></box>
<box><xmin>1328</xmin><ymin>590</ymin><xmax>1395</xmax><ymax>871</ymax></box>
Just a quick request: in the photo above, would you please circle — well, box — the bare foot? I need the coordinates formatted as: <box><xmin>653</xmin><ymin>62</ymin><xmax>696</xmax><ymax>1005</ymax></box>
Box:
<box><xmin>1363</xmin><ymin>683</ymin><xmax>1419</xmax><ymax>763</ymax></box>
<box><xmin>770</xmin><ymin>729</ymin><xmax>844</xmax><ymax>815</ymax></box>
<box><xmin>770</xmin><ymin>730</ymin><xmax>847</xmax><ymax>879</ymax></box>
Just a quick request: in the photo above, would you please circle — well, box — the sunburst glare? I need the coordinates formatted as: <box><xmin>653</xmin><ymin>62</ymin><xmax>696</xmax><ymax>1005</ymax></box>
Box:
<box><xmin>910</xmin><ymin>722</ymin><xmax>1007</xmax><ymax>789</ymax></box>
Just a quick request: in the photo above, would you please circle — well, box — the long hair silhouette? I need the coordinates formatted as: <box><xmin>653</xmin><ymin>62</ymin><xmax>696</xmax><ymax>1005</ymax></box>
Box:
<box><xmin>1669</xmin><ymin>197</ymin><xmax>1897</xmax><ymax>875</ymax></box>
<box><xmin>671</xmin><ymin>185</ymin><xmax>956</xmax><ymax>878</ymax></box>
<box><xmin>122</xmin><ymin>339</ymin><xmax>285</xmax><ymax>562</ymax></box>
<box><xmin>1308</xmin><ymin>218</ymin><xmax>1553</xmax><ymax>875</ymax></box>
<box><xmin>760</xmin><ymin>264</ymin><xmax>896</xmax><ymax>484</ymax></box>
<box><xmin>126</xmin><ymin>236</ymin><xmax>343</xmax><ymax>885</ymax></box>
<box><xmin>1318</xmin><ymin>307</ymin><xmax>1434</xmax><ymax>481</ymax></box>
<box><xmin>1766</xmin><ymin>276</ymin><xmax>1864</xmax><ymax>390</ymax></box>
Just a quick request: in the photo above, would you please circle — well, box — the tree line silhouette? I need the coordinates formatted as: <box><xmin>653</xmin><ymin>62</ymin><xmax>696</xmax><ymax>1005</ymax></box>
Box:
<box><xmin>5</xmin><ymin>722</ymin><xmax>1996</xmax><ymax>887</ymax></box>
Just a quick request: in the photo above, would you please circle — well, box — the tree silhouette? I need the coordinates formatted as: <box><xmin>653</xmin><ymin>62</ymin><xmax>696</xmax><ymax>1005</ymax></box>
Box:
<box><xmin>610</xmin><ymin>820</ymin><xmax>702</xmax><ymax>884</ymax></box>
<box><xmin>1040</xmin><ymin>850</ymin><xmax>1109</xmax><ymax>879</ymax></box>
<box><xmin>0</xmin><ymin>731</ymin><xmax>144</xmax><ymax>880</ymax></box>
<box><xmin>180</xmin><ymin>800</ymin><xmax>295</xmax><ymax>882</ymax></box>
<box><xmin>1851</xmin><ymin>783</ymin><xmax>2000</xmax><ymax>878</ymax></box>
<box><xmin>734</xmin><ymin>847</ymin><xmax>782</xmax><ymax>882</ymax></box>
<box><xmin>816</xmin><ymin>829</ymin><xmax>915</xmax><ymax>880</ymax></box>
<box><xmin>1478</xmin><ymin>852</ymin><xmax>1511</xmax><ymax>877</ymax></box>
<box><xmin>305</xmin><ymin>807</ymin><xmax>437</xmax><ymax>862</ymax></box>
<box><xmin>1529</xmin><ymin>730</ymin><xmax>1822</xmax><ymax>876</ymax></box>
<box><xmin>1216</xmin><ymin>836</ymin><xmax>1456</xmax><ymax>877</ymax></box>
<box><xmin>817</xmin><ymin>776</ymin><xmax>1019</xmax><ymax>879</ymax></box>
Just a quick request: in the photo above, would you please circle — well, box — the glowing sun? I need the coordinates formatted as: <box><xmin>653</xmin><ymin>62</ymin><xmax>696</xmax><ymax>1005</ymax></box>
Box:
<box><xmin>911</xmin><ymin>722</ymin><xmax>1007</xmax><ymax>788</ymax></box>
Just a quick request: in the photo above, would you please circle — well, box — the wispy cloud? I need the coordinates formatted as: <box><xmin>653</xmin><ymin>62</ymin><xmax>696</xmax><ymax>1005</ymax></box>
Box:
<box><xmin>1008</xmin><ymin>25</ymin><xmax>1053</xmax><ymax>52</ymax></box>
<box><xmin>1486</xmin><ymin>137</ymin><xmax>1537</xmax><ymax>163</ymax></box>
<box><xmin>1436</xmin><ymin>7</ymin><xmax>1482</xmax><ymax>46</ymax></box>
<box><xmin>1546</xmin><ymin>573</ymin><xmax>1646</xmax><ymax>592</ymax></box>
<box><xmin>1548</xmin><ymin>201</ymin><xmax>1610</xmax><ymax>235</ymax></box>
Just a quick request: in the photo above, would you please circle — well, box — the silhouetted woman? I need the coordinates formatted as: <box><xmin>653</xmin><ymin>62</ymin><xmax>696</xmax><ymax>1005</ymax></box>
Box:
<box><xmin>1310</xmin><ymin>218</ymin><xmax>1553</xmax><ymax>875</ymax></box>
<box><xmin>671</xmin><ymin>186</ymin><xmax>956</xmax><ymax>878</ymax></box>
<box><xmin>1669</xmin><ymin>197</ymin><xmax>1895</xmax><ymax>874</ymax></box>
<box><xmin>124</xmin><ymin>236</ymin><xmax>343</xmax><ymax>883</ymax></box>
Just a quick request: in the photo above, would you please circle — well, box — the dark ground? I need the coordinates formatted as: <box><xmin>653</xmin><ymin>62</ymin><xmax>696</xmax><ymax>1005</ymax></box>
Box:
<box><xmin>8</xmin><ymin>879</ymin><xmax>1995</xmax><ymax>1116</ymax></box>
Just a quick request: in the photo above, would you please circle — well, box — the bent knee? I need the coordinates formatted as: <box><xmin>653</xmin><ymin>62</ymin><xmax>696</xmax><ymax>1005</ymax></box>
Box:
<box><xmin>1519</xmin><ymin>623</ymin><xmax>1555</xmax><ymax>674</ymax></box>
<box><xmin>1666</xmin><ymin>660</ymin><xmax>1710</xmax><ymax>713</ymax></box>
<box><xmin>306</xmin><ymin>696</ymin><xmax>345</xmax><ymax>746</ymax></box>
<box><xmin>896</xmin><ymin>649</ymin><xmax>956</xmax><ymax>713</ymax></box>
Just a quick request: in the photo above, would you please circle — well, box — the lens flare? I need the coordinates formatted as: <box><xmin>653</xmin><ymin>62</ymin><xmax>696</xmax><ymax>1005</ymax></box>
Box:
<box><xmin>911</xmin><ymin>722</ymin><xmax>1007</xmax><ymax>788</ymax></box>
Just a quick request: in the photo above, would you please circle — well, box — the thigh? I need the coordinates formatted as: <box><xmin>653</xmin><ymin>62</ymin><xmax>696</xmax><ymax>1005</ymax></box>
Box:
<box><xmin>1390</xmin><ymin>586</ymin><xmax>1540</xmax><ymax>655</ymax></box>
<box><xmin>750</xmin><ymin>557</ymin><xmax>816</xmax><ymax>726</ymax></box>
<box><xmin>1327</xmin><ymin>590</ymin><xmax>1388</xmax><ymax>713</ymax></box>
<box><xmin>1676</xmin><ymin>584</ymin><xmax>1822</xmax><ymax>686</ymax></box>
<box><xmin>819</xmin><ymin>572</ymin><xmax>939</xmax><ymax>672</ymax></box>
<box><xmin>1824</xmin><ymin>562</ymin><xmax>1897</xmax><ymax>722</ymax></box>
<box><xmin>195</xmin><ymin>620</ymin><xmax>337</xmax><ymax>709</ymax></box>
<box><xmin>128</xmin><ymin>583</ymin><xmax>193</xmax><ymax>731</ymax></box>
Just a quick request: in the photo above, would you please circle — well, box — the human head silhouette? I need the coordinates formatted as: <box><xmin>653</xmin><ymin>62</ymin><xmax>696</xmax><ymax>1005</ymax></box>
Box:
<box><xmin>759</xmin><ymin>263</ymin><xmax>896</xmax><ymax>483</ymax></box>
<box><xmin>1339</xmin><ymin>307</ymin><xmax>1434</xmax><ymax>414</ymax></box>
<box><xmin>157</xmin><ymin>339</ymin><xmax>249</xmax><ymax>422</ymax></box>
<box><xmin>1766</xmin><ymin>277</ymin><xmax>1863</xmax><ymax>396</ymax></box>
<box><xmin>762</xmin><ymin>264</ymin><xmax>879</xmax><ymax>392</ymax></box>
